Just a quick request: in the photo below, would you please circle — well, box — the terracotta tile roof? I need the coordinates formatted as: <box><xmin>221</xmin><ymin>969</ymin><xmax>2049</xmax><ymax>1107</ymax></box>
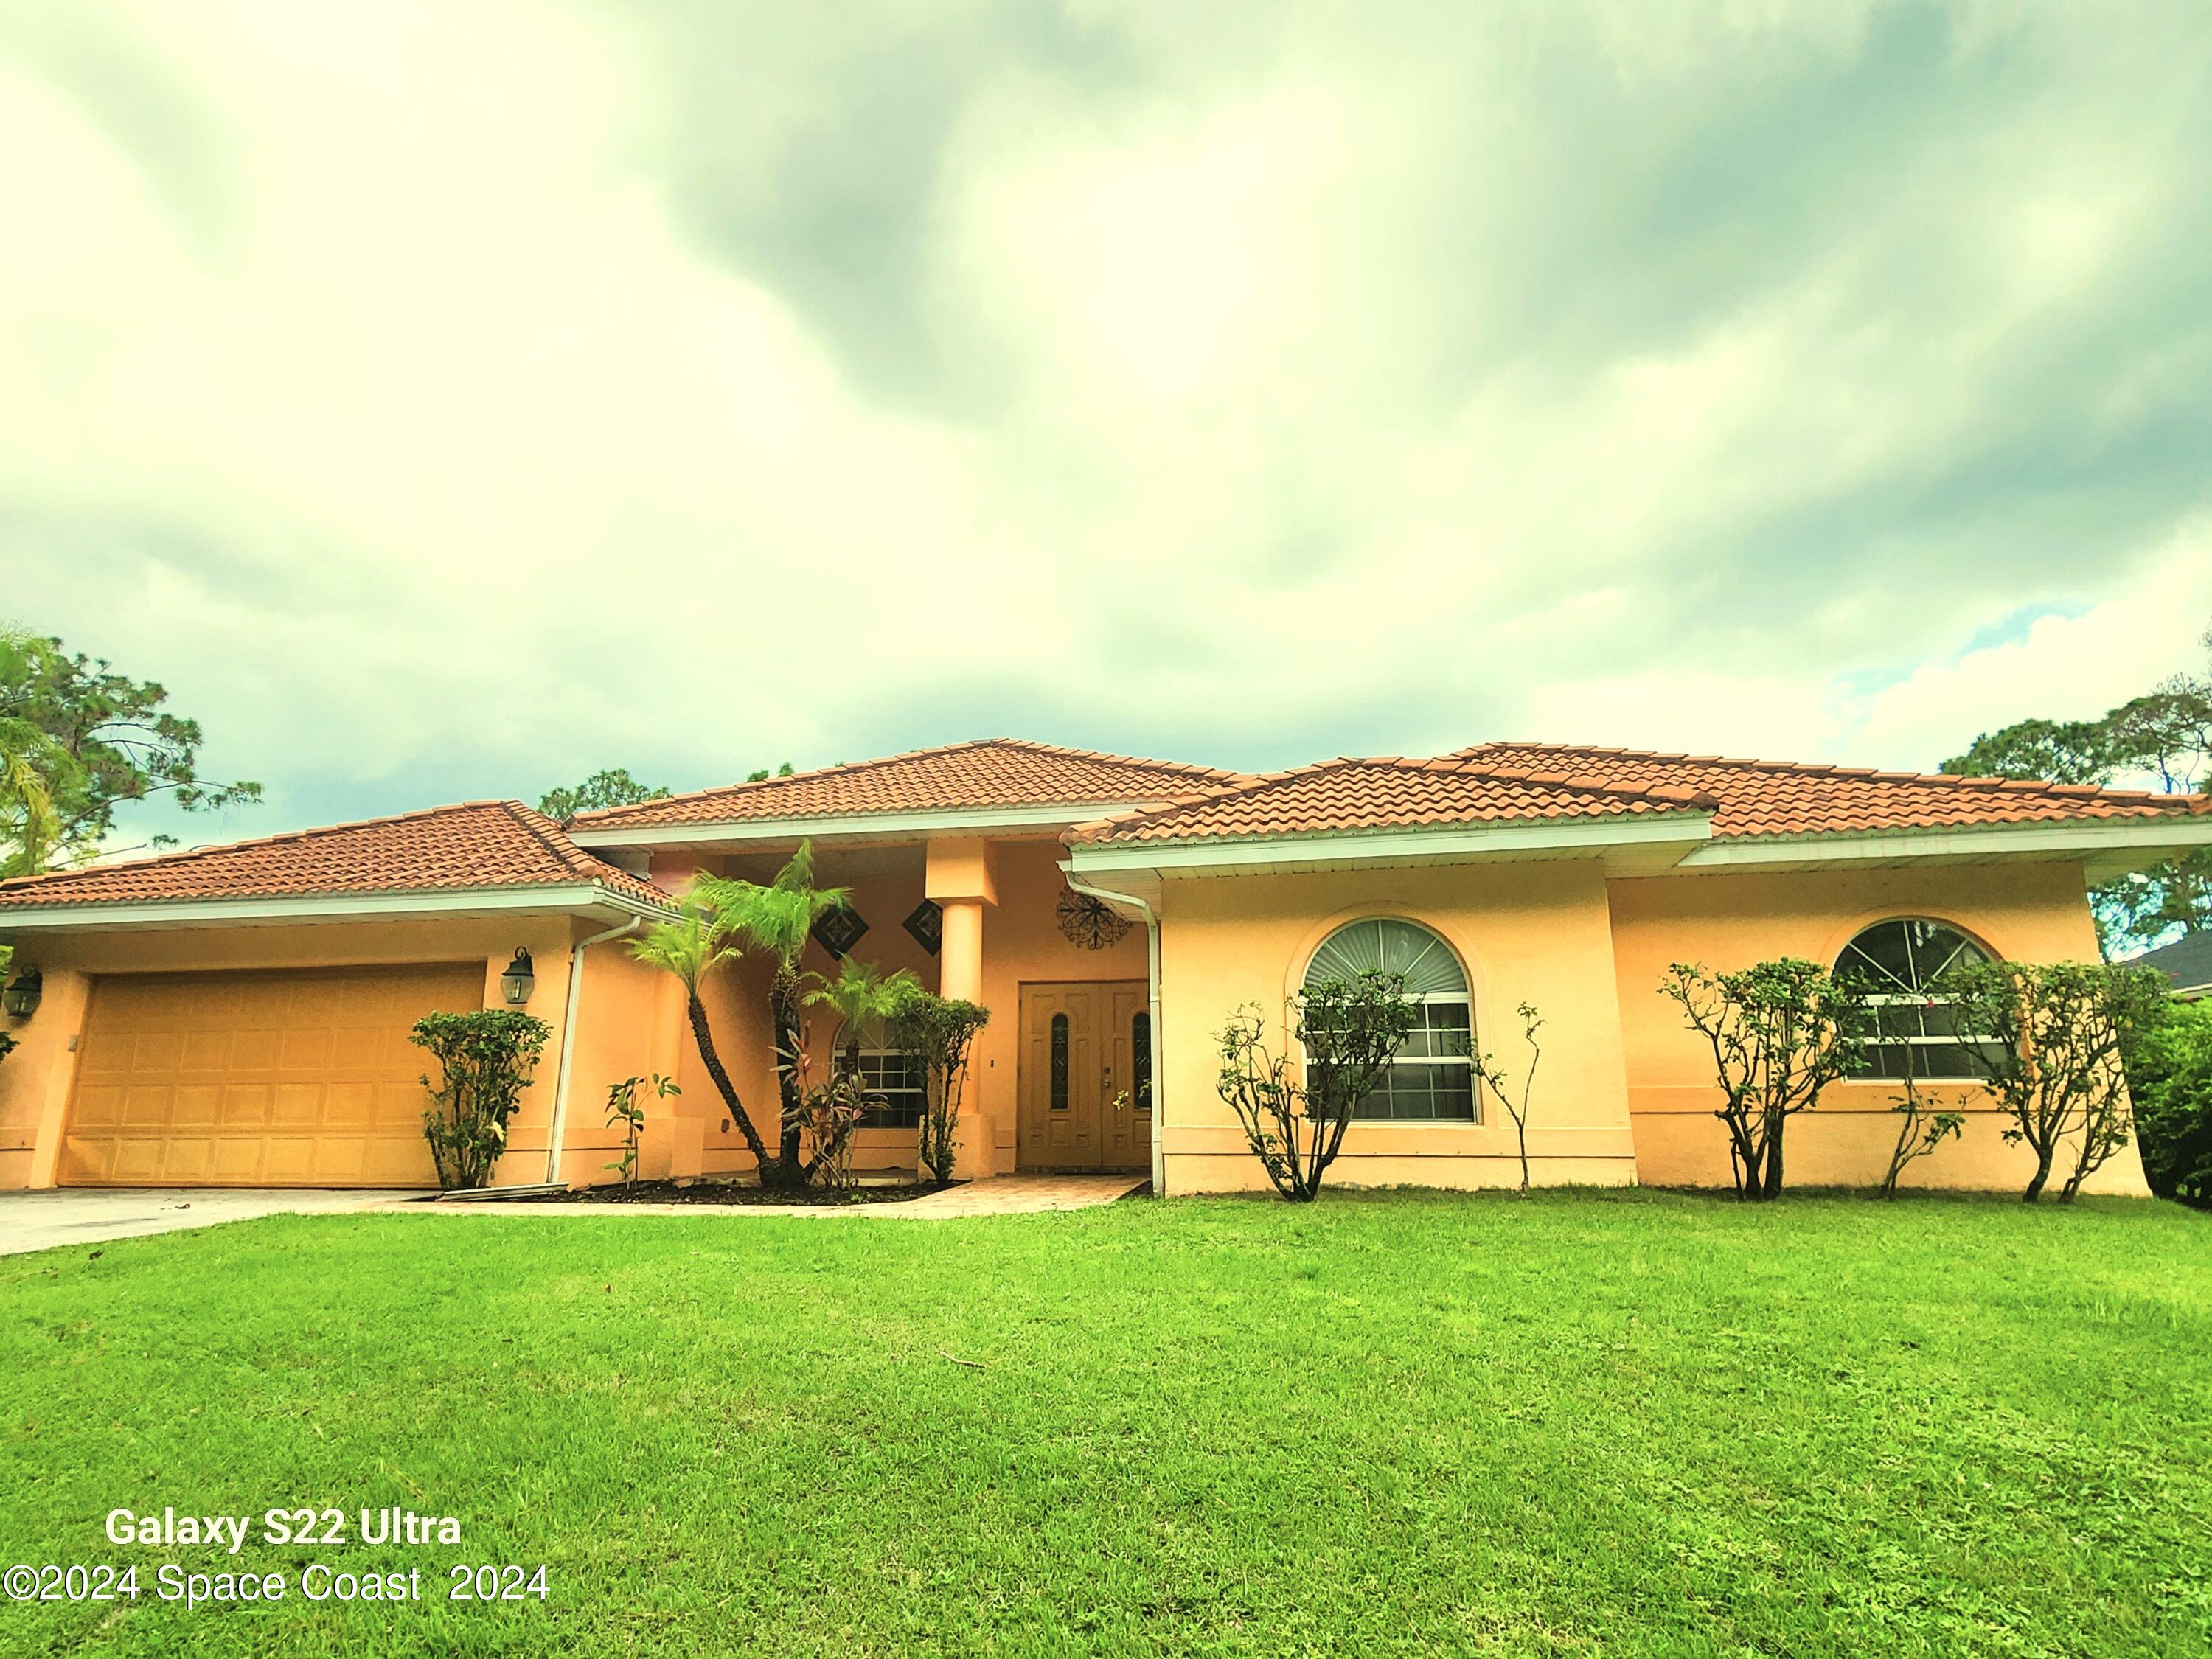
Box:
<box><xmin>1450</xmin><ymin>742</ymin><xmax>2211</xmax><ymax>839</ymax></box>
<box><xmin>1074</xmin><ymin>742</ymin><xmax>2210</xmax><ymax>847</ymax></box>
<box><xmin>0</xmin><ymin>801</ymin><xmax>675</xmax><ymax>913</ymax></box>
<box><xmin>1074</xmin><ymin>758</ymin><xmax>1717</xmax><ymax>844</ymax></box>
<box><xmin>573</xmin><ymin>737</ymin><xmax>1239</xmax><ymax>831</ymax></box>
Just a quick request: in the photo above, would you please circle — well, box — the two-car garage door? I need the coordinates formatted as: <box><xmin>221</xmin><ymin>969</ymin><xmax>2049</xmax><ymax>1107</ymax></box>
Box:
<box><xmin>60</xmin><ymin>964</ymin><xmax>484</xmax><ymax>1188</ymax></box>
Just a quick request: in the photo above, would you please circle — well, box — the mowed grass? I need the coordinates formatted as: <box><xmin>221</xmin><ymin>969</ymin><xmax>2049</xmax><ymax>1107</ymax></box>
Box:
<box><xmin>1</xmin><ymin>1192</ymin><xmax>2208</xmax><ymax>1658</ymax></box>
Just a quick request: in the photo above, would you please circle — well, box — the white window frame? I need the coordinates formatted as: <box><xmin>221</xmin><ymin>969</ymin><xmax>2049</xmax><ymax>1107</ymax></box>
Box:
<box><xmin>1302</xmin><ymin>918</ymin><xmax>1479</xmax><ymax>1124</ymax></box>
<box><xmin>852</xmin><ymin>1046</ymin><xmax>927</xmax><ymax>1129</ymax></box>
<box><xmin>1835</xmin><ymin>918</ymin><xmax>1995</xmax><ymax>1082</ymax></box>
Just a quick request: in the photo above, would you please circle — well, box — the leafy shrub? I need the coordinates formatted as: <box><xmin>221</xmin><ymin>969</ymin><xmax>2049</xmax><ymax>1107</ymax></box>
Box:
<box><xmin>2124</xmin><ymin>997</ymin><xmax>2212</xmax><ymax>1208</ymax></box>
<box><xmin>892</xmin><ymin>992</ymin><xmax>990</xmax><ymax>1186</ymax></box>
<box><xmin>411</xmin><ymin>1009</ymin><xmax>552</xmax><ymax>1192</ymax></box>
<box><xmin>793</xmin><ymin>1071</ymin><xmax>873</xmax><ymax>1189</ymax></box>
<box><xmin>1659</xmin><ymin>959</ymin><xmax>1872</xmax><ymax>1200</ymax></box>
<box><xmin>1216</xmin><ymin>971</ymin><xmax>1417</xmax><ymax>1202</ymax></box>
<box><xmin>1941</xmin><ymin>961</ymin><xmax>2168</xmax><ymax>1203</ymax></box>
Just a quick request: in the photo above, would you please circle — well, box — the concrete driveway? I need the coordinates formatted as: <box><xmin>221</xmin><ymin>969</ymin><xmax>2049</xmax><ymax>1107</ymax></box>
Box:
<box><xmin>0</xmin><ymin>1189</ymin><xmax>425</xmax><ymax>1257</ymax></box>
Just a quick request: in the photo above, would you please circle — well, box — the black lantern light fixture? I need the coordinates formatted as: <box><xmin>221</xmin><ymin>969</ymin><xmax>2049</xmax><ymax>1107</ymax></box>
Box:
<box><xmin>499</xmin><ymin>950</ymin><xmax>535</xmax><ymax>1006</ymax></box>
<box><xmin>2</xmin><ymin>965</ymin><xmax>41</xmax><ymax>1020</ymax></box>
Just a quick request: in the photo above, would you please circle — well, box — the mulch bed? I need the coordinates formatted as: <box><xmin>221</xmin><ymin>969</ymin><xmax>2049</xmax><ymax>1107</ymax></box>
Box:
<box><xmin>495</xmin><ymin>1179</ymin><xmax>961</xmax><ymax>1208</ymax></box>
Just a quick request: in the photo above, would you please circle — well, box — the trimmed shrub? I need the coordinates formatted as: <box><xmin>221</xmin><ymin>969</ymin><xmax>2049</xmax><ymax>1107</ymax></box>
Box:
<box><xmin>1216</xmin><ymin>971</ymin><xmax>1418</xmax><ymax>1202</ymax></box>
<box><xmin>1659</xmin><ymin>959</ymin><xmax>1872</xmax><ymax>1200</ymax></box>
<box><xmin>1941</xmin><ymin>961</ymin><xmax>2168</xmax><ymax>1203</ymax></box>
<box><xmin>411</xmin><ymin>1009</ymin><xmax>552</xmax><ymax>1192</ymax></box>
<box><xmin>891</xmin><ymin>992</ymin><xmax>990</xmax><ymax>1186</ymax></box>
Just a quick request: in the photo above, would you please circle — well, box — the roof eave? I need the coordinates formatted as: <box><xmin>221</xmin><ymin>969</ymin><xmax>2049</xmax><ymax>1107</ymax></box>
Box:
<box><xmin>1674</xmin><ymin>815</ymin><xmax>2212</xmax><ymax>877</ymax></box>
<box><xmin>1065</xmin><ymin>812</ymin><xmax>1715</xmax><ymax>878</ymax></box>
<box><xmin>570</xmin><ymin>800</ymin><xmax>1188</xmax><ymax>851</ymax></box>
<box><xmin>0</xmin><ymin>881</ymin><xmax>677</xmax><ymax>935</ymax></box>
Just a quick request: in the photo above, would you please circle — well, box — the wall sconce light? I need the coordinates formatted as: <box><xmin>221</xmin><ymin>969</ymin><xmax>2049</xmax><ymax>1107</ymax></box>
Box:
<box><xmin>499</xmin><ymin>950</ymin><xmax>535</xmax><ymax>1006</ymax></box>
<box><xmin>3</xmin><ymin>966</ymin><xmax>42</xmax><ymax>1020</ymax></box>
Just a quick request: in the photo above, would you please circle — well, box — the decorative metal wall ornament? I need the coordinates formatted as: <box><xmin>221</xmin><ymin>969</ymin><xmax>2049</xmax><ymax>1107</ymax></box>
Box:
<box><xmin>902</xmin><ymin>900</ymin><xmax>942</xmax><ymax>956</ymax></box>
<box><xmin>1057</xmin><ymin>885</ymin><xmax>1133</xmax><ymax>950</ymax></box>
<box><xmin>810</xmin><ymin>905</ymin><xmax>869</xmax><ymax>960</ymax></box>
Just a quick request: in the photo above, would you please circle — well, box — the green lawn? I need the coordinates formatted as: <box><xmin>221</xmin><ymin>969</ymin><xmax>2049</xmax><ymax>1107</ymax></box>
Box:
<box><xmin>2</xmin><ymin>1192</ymin><xmax>2207</xmax><ymax>1658</ymax></box>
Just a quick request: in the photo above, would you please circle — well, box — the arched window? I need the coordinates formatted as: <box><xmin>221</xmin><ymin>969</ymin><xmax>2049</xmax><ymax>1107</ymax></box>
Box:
<box><xmin>1834</xmin><ymin>919</ymin><xmax>1996</xmax><ymax>1079</ymax></box>
<box><xmin>1303</xmin><ymin>918</ymin><xmax>1475</xmax><ymax>1120</ymax></box>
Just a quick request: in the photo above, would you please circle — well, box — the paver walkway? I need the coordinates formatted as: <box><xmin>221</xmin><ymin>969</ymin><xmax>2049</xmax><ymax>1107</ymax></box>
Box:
<box><xmin>420</xmin><ymin>1172</ymin><xmax>1149</xmax><ymax>1220</ymax></box>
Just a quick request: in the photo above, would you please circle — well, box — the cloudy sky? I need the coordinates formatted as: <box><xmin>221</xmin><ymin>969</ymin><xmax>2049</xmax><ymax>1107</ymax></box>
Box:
<box><xmin>5</xmin><ymin>1</ymin><xmax>2211</xmax><ymax>844</ymax></box>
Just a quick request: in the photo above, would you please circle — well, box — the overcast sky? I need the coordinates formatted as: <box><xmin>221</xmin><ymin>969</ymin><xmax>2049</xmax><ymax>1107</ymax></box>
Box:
<box><xmin>5</xmin><ymin>1</ymin><xmax>2211</xmax><ymax>844</ymax></box>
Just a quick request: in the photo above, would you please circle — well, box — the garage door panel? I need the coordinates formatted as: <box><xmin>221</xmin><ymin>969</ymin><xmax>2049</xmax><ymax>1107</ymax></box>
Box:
<box><xmin>122</xmin><ymin>1085</ymin><xmax>174</xmax><ymax>1127</ymax></box>
<box><xmin>260</xmin><ymin>1137</ymin><xmax>317</xmax><ymax>1184</ymax></box>
<box><xmin>76</xmin><ymin>1032</ymin><xmax>137</xmax><ymax>1075</ymax></box>
<box><xmin>60</xmin><ymin>964</ymin><xmax>483</xmax><ymax>1188</ymax></box>
<box><xmin>331</xmin><ymin>1028</ymin><xmax>384</xmax><ymax>1070</ymax></box>
<box><xmin>209</xmin><ymin>1141</ymin><xmax>265</xmax><ymax>1183</ymax></box>
<box><xmin>310</xmin><ymin>1138</ymin><xmax>369</xmax><ymax>1183</ymax></box>
<box><xmin>375</xmin><ymin>1080</ymin><xmax>425</xmax><ymax>1130</ymax></box>
<box><xmin>109</xmin><ymin>1140</ymin><xmax>165</xmax><ymax>1183</ymax></box>
<box><xmin>71</xmin><ymin>1086</ymin><xmax>127</xmax><ymax>1130</ymax></box>
<box><xmin>62</xmin><ymin>1136</ymin><xmax>116</xmax><ymax>1182</ymax></box>
<box><xmin>180</xmin><ymin>1030</ymin><xmax>236</xmax><ymax>1071</ymax></box>
<box><xmin>322</xmin><ymin>1082</ymin><xmax>377</xmax><ymax>1130</ymax></box>
<box><xmin>171</xmin><ymin>1085</ymin><xmax>222</xmax><ymax>1129</ymax></box>
<box><xmin>160</xmin><ymin>1138</ymin><xmax>214</xmax><ymax>1183</ymax></box>
<box><xmin>220</xmin><ymin>1084</ymin><xmax>273</xmax><ymax>1129</ymax></box>
<box><xmin>278</xmin><ymin>1029</ymin><xmax>333</xmax><ymax>1071</ymax></box>
<box><xmin>271</xmin><ymin>1081</ymin><xmax>324</xmax><ymax>1130</ymax></box>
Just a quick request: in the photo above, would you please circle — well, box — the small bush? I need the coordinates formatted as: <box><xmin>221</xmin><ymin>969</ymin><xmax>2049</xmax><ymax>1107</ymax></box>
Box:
<box><xmin>1941</xmin><ymin>960</ymin><xmax>2167</xmax><ymax>1203</ymax></box>
<box><xmin>1216</xmin><ymin>972</ymin><xmax>1418</xmax><ymax>1202</ymax></box>
<box><xmin>892</xmin><ymin>992</ymin><xmax>990</xmax><ymax>1186</ymax></box>
<box><xmin>411</xmin><ymin>1009</ymin><xmax>552</xmax><ymax>1192</ymax></box>
<box><xmin>1659</xmin><ymin>959</ymin><xmax>1872</xmax><ymax>1201</ymax></box>
<box><xmin>2125</xmin><ymin>997</ymin><xmax>2212</xmax><ymax>1208</ymax></box>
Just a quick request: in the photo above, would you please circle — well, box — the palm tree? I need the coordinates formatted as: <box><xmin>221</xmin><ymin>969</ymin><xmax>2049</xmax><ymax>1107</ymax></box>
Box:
<box><xmin>0</xmin><ymin>627</ymin><xmax>70</xmax><ymax>879</ymax></box>
<box><xmin>804</xmin><ymin>959</ymin><xmax>924</xmax><ymax>1079</ymax></box>
<box><xmin>627</xmin><ymin>905</ymin><xmax>778</xmax><ymax>1175</ymax></box>
<box><xmin>691</xmin><ymin>842</ymin><xmax>851</xmax><ymax>1187</ymax></box>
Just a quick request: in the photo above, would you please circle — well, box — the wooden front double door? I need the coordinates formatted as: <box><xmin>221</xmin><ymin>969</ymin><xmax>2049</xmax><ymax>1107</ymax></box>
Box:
<box><xmin>1018</xmin><ymin>981</ymin><xmax>1152</xmax><ymax>1172</ymax></box>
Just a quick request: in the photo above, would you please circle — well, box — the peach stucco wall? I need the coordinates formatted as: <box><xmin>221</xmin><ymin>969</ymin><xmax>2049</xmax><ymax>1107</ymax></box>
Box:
<box><xmin>645</xmin><ymin>838</ymin><xmax>1148</xmax><ymax>1183</ymax></box>
<box><xmin>1152</xmin><ymin>859</ymin><xmax>1641</xmax><ymax>1195</ymax></box>
<box><xmin>0</xmin><ymin>913</ymin><xmax>605</xmax><ymax>1191</ymax></box>
<box><xmin>0</xmin><ymin>848</ymin><xmax>2153</xmax><ymax>1201</ymax></box>
<box><xmin>1607</xmin><ymin>860</ymin><xmax>2150</xmax><ymax>1196</ymax></box>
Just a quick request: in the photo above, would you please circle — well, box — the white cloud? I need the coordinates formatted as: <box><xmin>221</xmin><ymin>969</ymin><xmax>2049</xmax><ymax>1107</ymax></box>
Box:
<box><xmin>1</xmin><ymin>0</ymin><xmax>2208</xmax><ymax>837</ymax></box>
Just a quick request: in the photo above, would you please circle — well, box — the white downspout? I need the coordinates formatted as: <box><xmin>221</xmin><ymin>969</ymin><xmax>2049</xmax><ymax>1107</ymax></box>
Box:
<box><xmin>1063</xmin><ymin>870</ymin><xmax>1166</xmax><ymax>1195</ymax></box>
<box><xmin>543</xmin><ymin>914</ymin><xmax>647</xmax><ymax>1186</ymax></box>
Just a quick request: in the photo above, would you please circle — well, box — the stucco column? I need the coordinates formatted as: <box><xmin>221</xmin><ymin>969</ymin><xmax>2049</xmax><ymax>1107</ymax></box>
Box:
<box><xmin>936</xmin><ymin>898</ymin><xmax>995</xmax><ymax>1178</ymax></box>
<box><xmin>938</xmin><ymin>897</ymin><xmax>984</xmax><ymax>1004</ymax></box>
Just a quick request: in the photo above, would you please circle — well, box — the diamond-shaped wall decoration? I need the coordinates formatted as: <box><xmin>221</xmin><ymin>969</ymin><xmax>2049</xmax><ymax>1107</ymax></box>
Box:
<box><xmin>902</xmin><ymin>899</ymin><xmax>942</xmax><ymax>956</ymax></box>
<box><xmin>811</xmin><ymin>905</ymin><xmax>869</xmax><ymax>960</ymax></box>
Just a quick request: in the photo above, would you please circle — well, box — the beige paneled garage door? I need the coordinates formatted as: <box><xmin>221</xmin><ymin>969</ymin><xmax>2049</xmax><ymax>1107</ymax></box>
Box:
<box><xmin>60</xmin><ymin>964</ymin><xmax>484</xmax><ymax>1188</ymax></box>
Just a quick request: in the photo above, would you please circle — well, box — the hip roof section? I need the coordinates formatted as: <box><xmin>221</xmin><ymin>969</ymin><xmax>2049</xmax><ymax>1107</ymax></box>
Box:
<box><xmin>0</xmin><ymin>801</ymin><xmax>672</xmax><ymax>914</ymax></box>
<box><xmin>571</xmin><ymin>738</ymin><xmax>1240</xmax><ymax>832</ymax></box>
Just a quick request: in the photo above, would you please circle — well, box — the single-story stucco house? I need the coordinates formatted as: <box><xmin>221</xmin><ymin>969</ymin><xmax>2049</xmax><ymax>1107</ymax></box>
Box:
<box><xmin>1</xmin><ymin>737</ymin><xmax>2206</xmax><ymax>1197</ymax></box>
